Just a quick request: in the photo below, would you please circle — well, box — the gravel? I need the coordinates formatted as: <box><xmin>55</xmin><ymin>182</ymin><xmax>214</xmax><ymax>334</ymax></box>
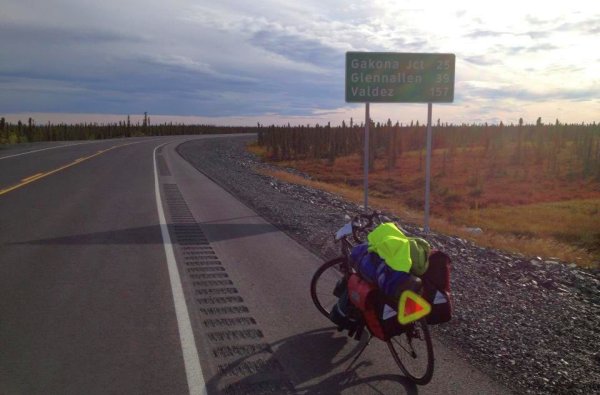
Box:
<box><xmin>177</xmin><ymin>135</ymin><xmax>600</xmax><ymax>395</ymax></box>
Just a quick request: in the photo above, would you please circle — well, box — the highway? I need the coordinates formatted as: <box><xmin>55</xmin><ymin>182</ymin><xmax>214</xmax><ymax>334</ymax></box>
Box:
<box><xmin>0</xmin><ymin>136</ymin><xmax>511</xmax><ymax>394</ymax></box>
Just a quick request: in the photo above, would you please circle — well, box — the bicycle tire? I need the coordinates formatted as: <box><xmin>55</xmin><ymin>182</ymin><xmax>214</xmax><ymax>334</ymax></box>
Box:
<box><xmin>310</xmin><ymin>257</ymin><xmax>347</xmax><ymax>319</ymax></box>
<box><xmin>387</xmin><ymin>318</ymin><xmax>434</xmax><ymax>385</ymax></box>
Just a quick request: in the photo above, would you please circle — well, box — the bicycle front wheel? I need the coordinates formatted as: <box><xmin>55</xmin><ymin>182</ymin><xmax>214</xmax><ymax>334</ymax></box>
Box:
<box><xmin>310</xmin><ymin>257</ymin><xmax>346</xmax><ymax>319</ymax></box>
<box><xmin>387</xmin><ymin>318</ymin><xmax>434</xmax><ymax>385</ymax></box>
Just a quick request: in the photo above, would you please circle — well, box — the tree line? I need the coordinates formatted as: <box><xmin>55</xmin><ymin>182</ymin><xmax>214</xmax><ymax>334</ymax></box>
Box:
<box><xmin>2</xmin><ymin>115</ymin><xmax>598</xmax><ymax>181</ymax></box>
<box><xmin>256</xmin><ymin>118</ymin><xmax>600</xmax><ymax>181</ymax></box>
<box><xmin>0</xmin><ymin>115</ymin><xmax>259</xmax><ymax>144</ymax></box>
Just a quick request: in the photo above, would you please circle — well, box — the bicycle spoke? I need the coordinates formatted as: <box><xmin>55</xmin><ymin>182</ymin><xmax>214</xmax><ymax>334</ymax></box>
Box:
<box><xmin>311</xmin><ymin>257</ymin><xmax>347</xmax><ymax>319</ymax></box>
<box><xmin>392</xmin><ymin>337</ymin><xmax>414</xmax><ymax>357</ymax></box>
<box><xmin>387</xmin><ymin>319</ymin><xmax>434</xmax><ymax>384</ymax></box>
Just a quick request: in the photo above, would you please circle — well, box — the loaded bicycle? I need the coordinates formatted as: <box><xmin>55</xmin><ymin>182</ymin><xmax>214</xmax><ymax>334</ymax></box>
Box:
<box><xmin>310</xmin><ymin>211</ymin><xmax>436</xmax><ymax>385</ymax></box>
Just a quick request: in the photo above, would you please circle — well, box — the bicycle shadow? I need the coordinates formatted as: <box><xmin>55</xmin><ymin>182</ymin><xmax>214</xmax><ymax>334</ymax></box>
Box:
<box><xmin>302</xmin><ymin>370</ymin><xmax>418</xmax><ymax>395</ymax></box>
<box><xmin>206</xmin><ymin>326</ymin><xmax>418</xmax><ymax>394</ymax></box>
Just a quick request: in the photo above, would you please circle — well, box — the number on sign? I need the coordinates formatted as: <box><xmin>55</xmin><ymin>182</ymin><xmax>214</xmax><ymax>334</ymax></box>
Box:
<box><xmin>436</xmin><ymin>60</ymin><xmax>450</xmax><ymax>70</ymax></box>
<box><xmin>430</xmin><ymin>87</ymin><xmax>449</xmax><ymax>97</ymax></box>
<box><xmin>436</xmin><ymin>74</ymin><xmax>450</xmax><ymax>84</ymax></box>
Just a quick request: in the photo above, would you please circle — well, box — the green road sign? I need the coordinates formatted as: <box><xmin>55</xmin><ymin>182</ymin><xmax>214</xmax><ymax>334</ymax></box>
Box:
<box><xmin>346</xmin><ymin>52</ymin><xmax>455</xmax><ymax>103</ymax></box>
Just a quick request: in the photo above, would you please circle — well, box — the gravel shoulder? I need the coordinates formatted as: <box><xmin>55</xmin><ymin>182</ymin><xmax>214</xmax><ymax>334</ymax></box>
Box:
<box><xmin>177</xmin><ymin>135</ymin><xmax>599</xmax><ymax>395</ymax></box>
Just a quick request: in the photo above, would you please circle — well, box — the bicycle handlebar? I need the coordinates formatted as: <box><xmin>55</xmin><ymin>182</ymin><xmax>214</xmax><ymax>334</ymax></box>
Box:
<box><xmin>350</xmin><ymin>210</ymin><xmax>390</xmax><ymax>243</ymax></box>
<box><xmin>335</xmin><ymin>210</ymin><xmax>396</xmax><ymax>260</ymax></box>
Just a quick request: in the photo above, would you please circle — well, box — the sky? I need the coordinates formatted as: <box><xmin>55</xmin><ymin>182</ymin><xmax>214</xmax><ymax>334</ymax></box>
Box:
<box><xmin>1</xmin><ymin>0</ymin><xmax>598</xmax><ymax>126</ymax></box>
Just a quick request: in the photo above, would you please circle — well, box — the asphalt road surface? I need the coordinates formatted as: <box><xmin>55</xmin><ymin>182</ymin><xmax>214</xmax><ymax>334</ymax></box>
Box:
<box><xmin>0</xmin><ymin>136</ymin><xmax>511</xmax><ymax>394</ymax></box>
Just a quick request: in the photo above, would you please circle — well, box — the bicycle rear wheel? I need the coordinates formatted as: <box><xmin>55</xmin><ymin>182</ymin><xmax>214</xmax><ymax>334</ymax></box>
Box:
<box><xmin>310</xmin><ymin>257</ymin><xmax>346</xmax><ymax>319</ymax></box>
<box><xmin>387</xmin><ymin>318</ymin><xmax>434</xmax><ymax>385</ymax></box>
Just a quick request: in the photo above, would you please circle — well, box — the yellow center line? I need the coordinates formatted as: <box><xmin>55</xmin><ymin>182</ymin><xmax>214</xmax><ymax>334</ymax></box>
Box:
<box><xmin>0</xmin><ymin>145</ymin><xmax>119</xmax><ymax>197</ymax></box>
<box><xmin>0</xmin><ymin>138</ymin><xmax>164</xmax><ymax>197</ymax></box>
<box><xmin>21</xmin><ymin>172</ymin><xmax>46</xmax><ymax>183</ymax></box>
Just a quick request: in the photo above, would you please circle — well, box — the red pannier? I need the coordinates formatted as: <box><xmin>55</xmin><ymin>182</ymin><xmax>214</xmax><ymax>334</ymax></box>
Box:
<box><xmin>346</xmin><ymin>274</ymin><xmax>406</xmax><ymax>340</ymax></box>
<box><xmin>347</xmin><ymin>274</ymin><xmax>388</xmax><ymax>340</ymax></box>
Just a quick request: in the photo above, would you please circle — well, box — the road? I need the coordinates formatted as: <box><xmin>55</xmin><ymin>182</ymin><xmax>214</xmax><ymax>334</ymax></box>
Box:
<box><xmin>0</xmin><ymin>136</ymin><xmax>511</xmax><ymax>394</ymax></box>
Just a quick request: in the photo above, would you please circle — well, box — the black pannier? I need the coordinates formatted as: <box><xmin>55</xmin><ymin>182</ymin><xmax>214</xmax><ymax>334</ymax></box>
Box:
<box><xmin>421</xmin><ymin>250</ymin><xmax>452</xmax><ymax>325</ymax></box>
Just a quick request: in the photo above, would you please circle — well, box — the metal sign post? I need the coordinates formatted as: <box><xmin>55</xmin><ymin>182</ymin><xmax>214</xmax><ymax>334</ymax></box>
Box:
<box><xmin>364</xmin><ymin>102</ymin><xmax>370</xmax><ymax>212</ymax></box>
<box><xmin>424</xmin><ymin>102</ymin><xmax>433</xmax><ymax>233</ymax></box>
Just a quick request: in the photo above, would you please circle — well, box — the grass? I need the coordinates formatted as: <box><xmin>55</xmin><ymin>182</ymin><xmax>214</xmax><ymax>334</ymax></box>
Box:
<box><xmin>259</xmin><ymin>168</ymin><xmax>598</xmax><ymax>268</ymax></box>
<box><xmin>455</xmin><ymin>200</ymin><xmax>600</xmax><ymax>262</ymax></box>
<box><xmin>246</xmin><ymin>143</ymin><xmax>268</xmax><ymax>158</ymax></box>
<box><xmin>249</xmin><ymin>142</ymin><xmax>599</xmax><ymax>268</ymax></box>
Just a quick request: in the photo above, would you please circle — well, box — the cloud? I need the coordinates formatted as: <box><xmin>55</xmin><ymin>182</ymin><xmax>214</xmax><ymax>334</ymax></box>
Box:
<box><xmin>392</xmin><ymin>38</ymin><xmax>430</xmax><ymax>51</ymax></box>
<box><xmin>525</xmin><ymin>15</ymin><xmax>559</xmax><ymax>26</ymax></box>
<box><xmin>557</xmin><ymin>18</ymin><xmax>600</xmax><ymax>35</ymax></box>
<box><xmin>463</xmin><ymin>55</ymin><xmax>497</xmax><ymax>66</ymax></box>
<box><xmin>464</xmin><ymin>29</ymin><xmax>553</xmax><ymax>40</ymax></box>
<box><xmin>0</xmin><ymin>1</ymin><xmax>598</xmax><ymax>123</ymax></box>
<box><xmin>0</xmin><ymin>22</ymin><xmax>145</xmax><ymax>45</ymax></box>
<box><xmin>250</xmin><ymin>29</ymin><xmax>343</xmax><ymax>70</ymax></box>
<box><xmin>138</xmin><ymin>55</ymin><xmax>259</xmax><ymax>84</ymax></box>
<box><xmin>501</xmin><ymin>43</ymin><xmax>560</xmax><ymax>55</ymax></box>
<box><xmin>461</xmin><ymin>83</ymin><xmax>599</xmax><ymax>103</ymax></box>
<box><xmin>464</xmin><ymin>29</ymin><xmax>509</xmax><ymax>39</ymax></box>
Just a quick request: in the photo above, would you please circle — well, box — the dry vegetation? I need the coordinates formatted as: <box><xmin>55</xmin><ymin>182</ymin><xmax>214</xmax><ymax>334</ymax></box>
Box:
<box><xmin>253</xmin><ymin>120</ymin><xmax>600</xmax><ymax>268</ymax></box>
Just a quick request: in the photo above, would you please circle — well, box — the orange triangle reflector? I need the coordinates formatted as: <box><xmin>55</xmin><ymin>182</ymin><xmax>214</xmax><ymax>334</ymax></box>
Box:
<box><xmin>398</xmin><ymin>290</ymin><xmax>431</xmax><ymax>325</ymax></box>
<box><xmin>404</xmin><ymin>297</ymin><xmax>424</xmax><ymax>315</ymax></box>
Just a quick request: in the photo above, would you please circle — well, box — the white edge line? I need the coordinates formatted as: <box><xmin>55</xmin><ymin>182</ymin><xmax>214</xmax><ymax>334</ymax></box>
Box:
<box><xmin>0</xmin><ymin>141</ymin><xmax>96</xmax><ymax>160</ymax></box>
<box><xmin>153</xmin><ymin>143</ymin><xmax>207</xmax><ymax>395</ymax></box>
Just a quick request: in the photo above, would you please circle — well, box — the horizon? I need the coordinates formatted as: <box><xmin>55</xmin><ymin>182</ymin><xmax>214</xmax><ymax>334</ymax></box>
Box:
<box><xmin>1</xmin><ymin>112</ymin><xmax>598</xmax><ymax>128</ymax></box>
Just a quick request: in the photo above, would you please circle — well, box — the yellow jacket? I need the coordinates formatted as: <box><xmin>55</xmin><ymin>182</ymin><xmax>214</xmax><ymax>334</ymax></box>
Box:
<box><xmin>367</xmin><ymin>222</ymin><xmax>430</xmax><ymax>276</ymax></box>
